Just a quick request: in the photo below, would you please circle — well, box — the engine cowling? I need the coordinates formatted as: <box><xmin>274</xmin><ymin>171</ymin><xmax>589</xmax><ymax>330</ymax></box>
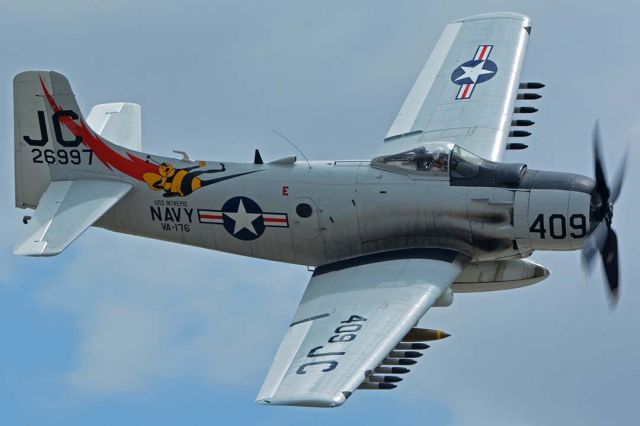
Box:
<box><xmin>514</xmin><ymin>171</ymin><xmax>593</xmax><ymax>252</ymax></box>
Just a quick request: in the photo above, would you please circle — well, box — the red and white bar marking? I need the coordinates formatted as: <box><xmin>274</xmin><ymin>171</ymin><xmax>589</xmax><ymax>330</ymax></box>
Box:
<box><xmin>474</xmin><ymin>44</ymin><xmax>493</xmax><ymax>61</ymax></box>
<box><xmin>198</xmin><ymin>209</ymin><xmax>289</xmax><ymax>227</ymax></box>
<box><xmin>198</xmin><ymin>209</ymin><xmax>224</xmax><ymax>224</ymax></box>
<box><xmin>456</xmin><ymin>83</ymin><xmax>474</xmax><ymax>100</ymax></box>
<box><xmin>262</xmin><ymin>213</ymin><xmax>289</xmax><ymax>227</ymax></box>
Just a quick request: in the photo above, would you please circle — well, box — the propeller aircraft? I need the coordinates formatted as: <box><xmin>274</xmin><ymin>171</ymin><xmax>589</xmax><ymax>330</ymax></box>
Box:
<box><xmin>12</xmin><ymin>12</ymin><xmax>624</xmax><ymax>407</ymax></box>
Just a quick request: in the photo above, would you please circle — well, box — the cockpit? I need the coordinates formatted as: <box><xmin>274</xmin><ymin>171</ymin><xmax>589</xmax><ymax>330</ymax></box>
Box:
<box><xmin>372</xmin><ymin>142</ymin><xmax>483</xmax><ymax>179</ymax></box>
<box><xmin>372</xmin><ymin>141</ymin><xmax>527</xmax><ymax>187</ymax></box>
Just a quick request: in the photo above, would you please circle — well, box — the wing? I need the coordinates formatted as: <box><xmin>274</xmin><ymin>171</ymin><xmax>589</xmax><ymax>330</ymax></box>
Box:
<box><xmin>14</xmin><ymin>180</ymin><xmax>132</xmax><ymax>256</ymax></box>
<box><xmin>86</xmin><ymin>102</ymin><xmax>142</xmax><ymax>151</ymax></box>
<box><xmin>381</xmin><ymin>12</ymin><xmax>531</xmax><ymax>161</ymax></box>
<box><xmin>256</xmin><ymin>249</ymin><xmax>467</xmax><ymax>407</ymax></box>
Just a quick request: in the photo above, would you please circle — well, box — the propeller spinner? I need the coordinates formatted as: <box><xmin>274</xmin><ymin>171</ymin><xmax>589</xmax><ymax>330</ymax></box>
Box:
<box><xmin>582</xmin><ymin>122</ymin><xmax>627</xmax><ymax>303</ymax></box>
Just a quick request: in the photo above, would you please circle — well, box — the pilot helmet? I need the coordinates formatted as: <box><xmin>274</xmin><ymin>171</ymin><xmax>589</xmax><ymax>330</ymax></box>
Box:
<box><xmin>432</xmin><ymin>148</ymin><xmax>446</xmax><ymax>162</ymax></box>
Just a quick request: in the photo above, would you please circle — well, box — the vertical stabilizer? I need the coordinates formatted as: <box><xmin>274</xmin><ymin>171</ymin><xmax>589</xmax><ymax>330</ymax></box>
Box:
<box><xmin>14</xmin><ymin>71</ymin><xmax>154</xmax><ymax>209</ymax></box>
<box><xmin>14</xmin><ymin>71</ymin><xmax>83</xmax><ymax>208</ymax></box>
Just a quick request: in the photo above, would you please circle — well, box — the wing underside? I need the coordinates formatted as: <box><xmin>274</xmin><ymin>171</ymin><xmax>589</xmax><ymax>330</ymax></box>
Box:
<box><xmin>256</xmin><ymin>249</ymin><xmax>467</xmax><ymax>407</ymax></box>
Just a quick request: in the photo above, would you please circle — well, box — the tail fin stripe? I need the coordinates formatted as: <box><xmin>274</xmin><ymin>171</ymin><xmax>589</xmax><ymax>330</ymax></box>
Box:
<box><xmin>39</xmin><ymin>76</ymin><xmax>156</xmax><ymax>181</ymax></box>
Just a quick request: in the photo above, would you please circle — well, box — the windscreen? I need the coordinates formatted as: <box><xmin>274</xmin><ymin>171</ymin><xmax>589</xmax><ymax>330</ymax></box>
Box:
<box><xmin>450</xmin><ymin>145</ymin><xmax>483</xmax><ymax>179</ymax></box>
<box><xmin>372</xmin><ymin>142</ymin><xmax>452</xmax><ymax>175</ymax></box>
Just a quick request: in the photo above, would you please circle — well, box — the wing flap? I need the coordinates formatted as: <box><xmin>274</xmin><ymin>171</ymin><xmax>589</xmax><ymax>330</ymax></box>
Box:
<box><xmin>257</xmin><ymin>249</ymin><xmax>466</xmax><ymax>407</ymax></box>
<box><xmin>14</xmin><ymin>180</ymin><xmax>132</xmax><ymax>256</ymax></box>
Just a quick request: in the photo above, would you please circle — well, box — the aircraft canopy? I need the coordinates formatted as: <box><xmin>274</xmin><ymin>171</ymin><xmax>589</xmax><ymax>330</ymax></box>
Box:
<box><xmin>372</xmin><ymin>142</ymin><xmax>483</xmax><ymax>179</ymax></box>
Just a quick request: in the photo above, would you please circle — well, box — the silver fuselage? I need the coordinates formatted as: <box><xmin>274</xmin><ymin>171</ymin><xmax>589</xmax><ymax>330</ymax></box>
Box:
<box><xmin>94</xmin><ymin>159</ymin><xmax>593</xmax><ymax>266</ymax></box>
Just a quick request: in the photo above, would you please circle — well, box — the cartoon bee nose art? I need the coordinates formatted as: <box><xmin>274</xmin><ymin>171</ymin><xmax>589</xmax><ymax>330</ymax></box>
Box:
<box><xmin>142</xmin><ymin>159</ymin><xmax>259</xmax><ymax>198</ymax></box>
<box><xmin>158</xmin><ymin>163</ymin><xmax>175</xmax><ymax>177</ymax></box>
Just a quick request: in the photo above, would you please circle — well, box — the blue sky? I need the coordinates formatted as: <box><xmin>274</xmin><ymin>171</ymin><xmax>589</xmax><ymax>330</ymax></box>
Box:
<box><xmin>1</xmin><ymin>1</ymin><xmax>639</xmax><ymax>425</ymax></box>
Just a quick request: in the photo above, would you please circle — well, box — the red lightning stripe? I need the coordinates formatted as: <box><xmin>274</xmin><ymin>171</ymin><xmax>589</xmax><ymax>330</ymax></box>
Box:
<box><xmin>39</xmin><ymin>76</ymin><xmax>157</xmax><ymax>181</ymax></box>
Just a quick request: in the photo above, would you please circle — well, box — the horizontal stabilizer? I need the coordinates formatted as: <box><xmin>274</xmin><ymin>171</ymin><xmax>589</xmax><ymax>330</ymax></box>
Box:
<box><xmin>14</xmin><ymin>180</ymin><xmax>132</xmax><ymax>256</ymax></box>
<box><xmin>86</xmin><ymin>102</ymin><xmax>142</xmax><ymax>151</ymax></box>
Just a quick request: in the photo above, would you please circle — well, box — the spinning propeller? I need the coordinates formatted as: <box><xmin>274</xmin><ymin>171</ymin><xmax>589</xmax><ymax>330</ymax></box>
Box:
<box><xmin>582</xmin><ymin>122</ymin><xmax>627</xmax><ymax>303</ymax></box>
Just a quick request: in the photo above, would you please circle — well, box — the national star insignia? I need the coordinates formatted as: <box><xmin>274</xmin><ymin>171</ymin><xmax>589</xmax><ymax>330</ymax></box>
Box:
<box><xmin>454</xmin><ymin>61</ymin><xmax>495</xmax><ymax>83</ymax></box>
<box><xmin>224</xmin><ymin>199</ymin><xmax>262</xmax><ymax>235</ymax></box>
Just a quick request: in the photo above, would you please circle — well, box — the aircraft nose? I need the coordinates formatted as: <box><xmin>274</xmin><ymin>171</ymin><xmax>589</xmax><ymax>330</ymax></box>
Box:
<box><xmin>588</xmin><ymin>180</ymin><xmax>605</xmax><ymax>229</ymax></box>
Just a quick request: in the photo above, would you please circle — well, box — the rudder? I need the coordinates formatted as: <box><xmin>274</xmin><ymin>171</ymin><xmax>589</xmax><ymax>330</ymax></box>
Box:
<box><xmin>14</xmin><ymin>71</ymin><xmax>88</xmax><ymax>208</ymax></box>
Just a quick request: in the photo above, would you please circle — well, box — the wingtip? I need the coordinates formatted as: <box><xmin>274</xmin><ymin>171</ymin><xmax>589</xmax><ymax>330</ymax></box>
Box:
<box><xmin>452</xmin><ymin>12</ymin><xmax>530</xmax><ymax>24</ymax></box>
<box><xmin>13</xmin><ymin>240</ymin><xmax>50</xmax><ymax>257</ymax></box>
<box><xmin>255</xmin><ymin>392</ymin><xmax>347</xmax><ymax>408</ymax></box>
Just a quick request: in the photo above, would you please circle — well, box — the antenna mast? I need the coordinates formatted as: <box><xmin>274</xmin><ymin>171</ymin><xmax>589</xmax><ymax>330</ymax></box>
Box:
<box><xmin>272</xmin><ymin>130</ymin><xmax>312</xmax><ymax>169</ymax></box>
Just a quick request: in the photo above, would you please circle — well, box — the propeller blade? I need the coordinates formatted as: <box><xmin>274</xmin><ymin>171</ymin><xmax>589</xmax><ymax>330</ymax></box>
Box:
<box><xmin>610</xmin><ymin>146</ymin><xmax>628</xmax><ymax>204</ymax></box>
<box><xmin>592</xmin><ymin>122</ymin><xmax>610</xmax><ymax>203</ymax></box>
<box><xmin>582</xmin><ymin>221</ymin><xmax>608</xmax><ymax>271</ymax></box>
<box><xmin>599</xmin><ymin>228</ymin><xmax>619</xmax><ymax>302</ymax></box>
<box><xmin>586</xmin><ymin>121</ymin><xmax>623</xmax><ymax>304</ymax></box>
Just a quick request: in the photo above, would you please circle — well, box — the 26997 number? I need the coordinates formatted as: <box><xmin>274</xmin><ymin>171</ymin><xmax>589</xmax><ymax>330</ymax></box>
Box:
<box><xmin>32</xmin><ymin>148</ymin><xmax>94</xmax><ymax>165</ymax></box>
<box><xmin>529</xmin><ymin>213</ymin><xmax>586</xmax><ymax>239</ymax></box>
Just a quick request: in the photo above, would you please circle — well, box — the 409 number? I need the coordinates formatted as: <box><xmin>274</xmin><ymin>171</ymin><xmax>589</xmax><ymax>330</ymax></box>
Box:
<box><xmin>529</xmin><ymin>213</ymin><xmax>586</xmax><ymax>239</ymax></box>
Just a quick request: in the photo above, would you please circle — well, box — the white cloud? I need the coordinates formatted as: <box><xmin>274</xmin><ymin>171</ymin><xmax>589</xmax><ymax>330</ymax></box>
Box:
<box><xmin>39</xmin><ymin>231</ymin><xmax>308</xmax><ymax>394</ymax></box>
